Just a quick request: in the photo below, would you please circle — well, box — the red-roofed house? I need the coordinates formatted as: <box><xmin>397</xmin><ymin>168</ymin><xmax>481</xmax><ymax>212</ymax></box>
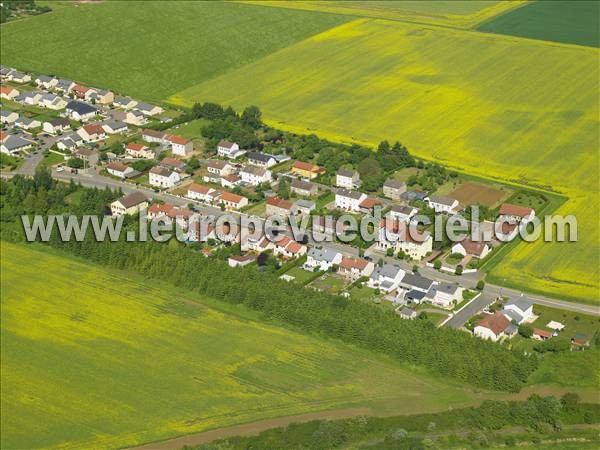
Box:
<box><xmin>126</xmin><ymin>142</ymin><xmax>154</xmax><ymax>159</ymax></box>
<box><xmin>106</xmin><ymin>162</ymin><xmax>134</xmax><ymax>178</ymax></box>
<box><xmin>217</xmin><ymin>192</ymin><xmax>248</xmax><ymax>210</ymax></box>
<box><xmin>266</xmin><ymin>196</ymin><xmax>295</xmax><ymax>216</ymax></box>
<box><xmin>338</xmin><ymin>257</ymin><xmax>375</xmax><ymax>280</ymax></box>
<box><xmin>291</xmin><ymin>160</ymin><xmax>326</xmax><ymax>179</ymax></box>
<box><xmin>499</xmin><ymin>203</ymin><xmax>535</xmax><ymax>223</ymax></box>
<box><xmin>0</xmin><ymin>86</ymin><xmax>19</xmax><ymax>100</ymax></box>
<box><xmin>77</xmin><ymin>123</ymin><xmax>106</xmax><ymax>142</ymax></box>
<box><xmin>452</xmin><ymin>237</ymin><xmax>490</xmax><ymax>259</ymax></box>
<box><xmin>533</xmin><ymin>328</ymin><xmax>552</xmax><ymax>341</ymax></box>
<box><xmin>474</xmin><ymin>312</ymin><xmax>511</xmax><ymax>341</ymax></box>
<box><xmin>167</xmin><ymin>134</ymin><xmax>193</xmax><ymax>156</ymax></box>
<box><xmin>273</xmin><ymin>236</ymin><xmax>307</xmax><ymax>259</ymax></box>
<box><xmin>377</xmin><ymin>218</ymin><xmax>433</xmax><ymax>260</ymax></box>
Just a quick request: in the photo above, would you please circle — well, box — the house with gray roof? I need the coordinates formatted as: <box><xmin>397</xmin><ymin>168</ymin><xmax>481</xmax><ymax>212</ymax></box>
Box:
<box><xmin>101</xmin><ymin>119</ymin><xmax>128</xmax><ymax>134</ymax></box>
<box><xmin>305</xmin><ymin>246</ymin><xmax>343</xmax><ymax>271</ymax></box>
<box><xmin>367</xmin><ymin>263</ymin><xmax>405</xmax><ymax>293</ymax></box>
<box><xmin>66</xmin><ymin>100</ymin><xmax>97</xmax><ymax>121</ymax></box>
<box><xmin>383</xmin><ymin>178</ymin><xmax>407</xmax><ymax>200</ymax></box>
<box><xmin>55</xmin><ymin>79</ymin><xmax>75</xmax><ymax>93</ymax></box>
<box><xmin>294</xmin><ymin>199</ymin><xmax>315</xmax><ymax>215</ymax></box>
<box><xmin>1</xmin><ymin>110</ymin><xmax>19</xmax><ymax>125</ymax></box>
<box><xmin>502</xmin><ymin>294</ymin><xmax>534</xmax><ymax>324</ymax></box>
<box><xmin>336</xmin><ymin>168</ymin><xmax>360</xmax><ymax>189</ymax></box>
<box><xmin>35</xmin><ymin>75</ymin><xmax>58</xmax><ymax>89</ymax></box>
<box><xmin>291</xmin><ymin>178</ymin><xmax>318</xmax><ymax>197</ymax></box>
<box><xmin>425</xmin><ymin>282</ymin><xmax>463</xmax><ymax>309</ymax></box>
<box><xmin>399</xmin><ymin>272</ymin><xmax>435</xmax><ymax>296</ymax></box>
<box><xmin>1</xmin><ymin>135</ymin><xmax>33</xmax><ymax>156</ymax></box>
<box><xmin>398</xmin><ymin>307</ymin><xmax>418</xmax><ymax>320</ymax></box>
<box><xmin>247</xmin><ymin>151</ymin><xmax>277</xmax><ymax>168</ymax></box>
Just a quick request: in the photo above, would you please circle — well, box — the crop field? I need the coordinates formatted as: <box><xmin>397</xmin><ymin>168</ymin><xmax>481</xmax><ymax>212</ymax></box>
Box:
<box><xmin>172</xmin><ymin>18</ymin><xmax>599</xmax><ymax>303</ymax></box>
<box><xmin>478</xmin><ymin>0</ymin><xmax>600</xmax><ymax>48</ymax></box>
<box><xmin>238</xmin><ymin>1</ymin><xmax>524</xmax><ymax>29</ymax></box>
<box><xmin>0</xmin><ymin>243</ymin><xmax>480</xmax><ymax>449</ymax></box>
<box><xmin>448</xmin><ymin>182</ymin><xmax>509</xmax><ymax>208</ymax></box>
<box><xmin>0</xmin><ymin>1</ymin><xmax>350</xmax><ymax>102</ymax></box>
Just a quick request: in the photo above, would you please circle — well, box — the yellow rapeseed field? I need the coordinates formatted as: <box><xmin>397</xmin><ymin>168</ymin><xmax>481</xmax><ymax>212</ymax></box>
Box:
<box><xmin>1</xmin><ymin>243</ymin><xmax>478</xmax><ymax>449</ymax></box>
<box><xmin>171</xmin><ymin>19</ymin><xmax>599</xmax><ymax>302</ymax></box>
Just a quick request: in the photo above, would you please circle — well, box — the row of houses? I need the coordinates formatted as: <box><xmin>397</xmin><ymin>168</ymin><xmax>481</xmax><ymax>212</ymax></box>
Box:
<box><xmin>141</xmin><ymin>129</ymin><xmax>193</xmax><ymax>156</ymax></box>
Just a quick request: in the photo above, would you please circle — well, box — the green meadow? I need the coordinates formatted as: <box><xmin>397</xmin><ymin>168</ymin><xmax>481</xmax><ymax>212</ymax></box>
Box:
<box><xmin>478</xmin><ymin>0</ymin><xmax>600</xmax><ymax>48</ymax></box>
<box><xmin>0</xmin><ymin>1</ymin><xmax>349</xmax><ymax>102</ymax></box>
<box><xmin>1</xmin><ymin>243</ymin><xmax>479</xmax><ymax>449</ymax></box>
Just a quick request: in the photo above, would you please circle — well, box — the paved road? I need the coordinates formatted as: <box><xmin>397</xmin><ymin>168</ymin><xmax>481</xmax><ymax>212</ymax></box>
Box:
<box><xmin>444</xmin><ymin>292</ymin><xmax>496</xmax><ymax>329</ymax></box>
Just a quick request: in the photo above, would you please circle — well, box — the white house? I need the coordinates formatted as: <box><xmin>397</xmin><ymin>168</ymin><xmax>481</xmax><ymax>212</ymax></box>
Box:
<box><xmin>338</xmin><ymin>257</ymin><xmax>374</xmax><ymax>281</ymax></box>
<box><xmin>15</xmin><ymin>117</ymin><xmax>41</xmax><ymax>131</ymax></box>
<box><xmin>451</xmin><ymin>238</ymin><xmax>490</xmax><ymax>259</ymax></box>
<box><xmin>426</xmin><ymin>282</ymin><xmax>463</xmax><ymax>309</ymax></box>
<box><xmin>502</xmin><ymin>295</ymin><xmax>534</xmax><ymax>325</ymax></box>
<box><xmin>426</xmin><ymin>195</ymin><xmax>460</xmax><ymax>214</ymax></box>
<box><xmin>367</xmin><ymin>264</ymin><xmax>405</xmax><ymax>293</ymax></box>
<box><xmin>272</xmin><ymin>236</ymin><xmax>307</xmax><ymax>259</ymax></box>
<box><xmin>206</xmin><ymin>160</ymin><xmax>235</xmax><ymax>177</ymax></box>
<box><xmin>125</xmin><ymin>110</ymin><xmax>148</xmax><ymax>126</ymax></box>
<box><xmin>167</xmin><ymin>134</ymin><xmax>193</xmax><ymax>156</ymax></box>
<box><xmin>101</xmin><ymin>119</ymin><xmax>128</xmax><ymax>135</ymax></box>
<box><xmin>336</xmin><ymin>169</ymin><xmax>360</xmax><ymax>189</ymax></box>
<box><xmin>35</xmin><ymin>75</ymin><xmax>58</xmax><ymax>89</ymax></box>
<box><xmin>474</xmin><ymin>312</ymin><xmax>511</xmax><ymax>342</ymax></box>
<box><xmin>16</xmin><ymin>92</ymin><xmax>42</xmax><ymax>106</ymax></box>
<box><xmin>9</xmin><ymin>71</ymin><xmax>31</xmax><ymax>83</ymax></box>
<box><xmin>106</xmin><ymin>162</ymin><xmax>134</xmax><ymax>179</ymax></box>
<box><xmin>0</xmin><ymin>86</ymin><xmax>19</xmax><ymax>100</ymax></box>
<box><xmin>1</xmin><ymin>134</ymin><xmax>33</xmax><ymax>156</ymax></box>
<box><xmin>38</xmin><ymin>93</ymin><xmax>67</xmax><ymax>110</ymax></box>
<box><xmin>228</xmin><ymin>254</ymin><xmax>256</xmax><ymax>268</ymax></box>
<box><xmin>110</xmin><ymin>191</ymin><xmax>148</xmax><ymax>216</ymax></box>
<box><xmin>499</xmin><ymin>203</ymin><xmax>535</xmax><ymax>223</ymax></box>
<box><xmin>43</xmin><ymin>118</ymin><xmax>71</xmax><ymax>135</ymax></box>
<box><xmin>383</xmin><ymin>179</ymin><xmax>407</xmax><ymax>200</ymax></box>
<box><xmin>389</xmin><ymin>205</ymin><xmax>418</xmax><ymax>223</ymax></box>
<box><xmin>335</xmin><ymin>188</ymin><xmax>367</xmax><ymax>212</ymax></box>
<box><xmin>217</xmin><ymin>140</ymin><xmax>244</xmax><ymax>159</ymax></box>
<box><xmin>240</xmin><ymin>165</ymin><xmax>271</xmax><ymax>186</ymax></box>
<box><xmin>65</xmin><ymin>101</ymin><xmax>97</xmax><ymax>121</ymax></box>
<box><xmin>126</xmin><ymin>143</ymin><xmax>154</xmax><ymax>159</ymax></box>
<box><xmin>149</xmin><ymin>166</ymin><xmax>180</xmax><ymax>188</ymax></box>
<box><xmin>113</xmin><ymin>96</ymin><xmax>138</xmax><ymax>110</ymax></box>
<box><xmin>141</xmin><ymin>129</ymin><xmax>167</xmax><ymax>144</ymax></box>
<box><xmin>187</xmin><ymin>183</ymin><xmax>219</xmax><ymax>202</ymax></box>
<box><xmin>247</xmin><ymin>151</ymin><xmax>277</xmax><ymax>168</ymax></box>
<box><xmin>0</xmin><ymin>110</ymin><xmax>19</xmax><ymax>125</ymax></box>
<box><xmin>135</xmin><ymin>102</ymin><xmax>164</xmax><ymax>116</ymax></box>
<box><xmin>216</xmin><ymin>192</ymin><xmax>249</xmax><ymax>210</ymax></box>
<box><xmin>77</xmin><ymin>123</ymin><xmax>106</xmax><ymax>143</ymax></box>
<box><xmin>56</xmin><ymin>133</ymin><xmax>83</xmax><ymax>151</ymax></box>
<box><xmin>291</xmin><ymin>179</ymin><xmax>318</xmax><ymax>197</ymax></box>
<box><xmin>398</xmin><ymin>273</ymin><xmax>436</xmax><ymax>303</ymax></box>
<box><xmin>305</xmin><ymin>247</ymin><xmax>343</xmax><ymax>271</ymax></box>
<box><xmin>377</xmin><ymin>218</ymin><xmax>433</xmax><ymax>260</ymax></box>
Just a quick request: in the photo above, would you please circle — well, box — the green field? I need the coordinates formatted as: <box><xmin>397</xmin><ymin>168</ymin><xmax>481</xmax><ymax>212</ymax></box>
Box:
<box><xmin>172</xmin><ymin>18</ymin><xmax>599</xmax><ymax>303</ymax></box>
<box><xmin>238</xmin><ymin>0</ymin><xmax>524</xmax><ymax>29</ymax></box>
<box><xmin>478</xmin><ymin>1</ymin><xmax>600</xmax><ymax>48</ymax></box>
<box><xmin>0</xmin><ymin>1</ymin><xmax>349</xmax><ymax>102</ymax></box>
<box><xmin>1</xmin><ymin>242</ymin><xmax>483</xmax><ymax>449</ymax></box>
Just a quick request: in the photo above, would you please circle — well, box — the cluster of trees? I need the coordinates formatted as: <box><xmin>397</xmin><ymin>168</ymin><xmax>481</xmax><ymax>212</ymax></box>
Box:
<box><xmin>1</xmin><ymin>171</ymin><xmax>537</xmax><ymax>393</ymax></box>
<box><xmin>0</xmin><ymin>0</ymin><xmax>50</xmax><ymax>23</ymax></box>
<box><xmin>187</xmin><ymin>394</ymin><xmax>599</xmax><ymax>450</ymax></box>
<box><xmin>406</xmin><ymin>160</ymin><xmax>454</xmax><ymax>192</ymax></box>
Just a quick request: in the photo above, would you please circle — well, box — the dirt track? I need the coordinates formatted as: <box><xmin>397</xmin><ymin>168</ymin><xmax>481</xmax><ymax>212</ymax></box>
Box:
<box><xmin>130</xmin><ymin>407</ymin><xmax>371</xmax><ymax>450</ymax></box>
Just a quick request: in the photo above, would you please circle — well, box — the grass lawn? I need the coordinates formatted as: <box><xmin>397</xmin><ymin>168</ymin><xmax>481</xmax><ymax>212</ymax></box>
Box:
<box><xmin>168</xmin><ymin>118</ymin><xmax>210</xmax><ymax>141</ymax></box>
<box><xmin>173</xmin><ymin>17</ymin><xmax>599</xmax><ymax>303</ymax></box>
<box><xmin>39</xmin><ymin>152</ymin><xmax>65</xmax><ymax>168</ymax></box>
<box><xmin>281</xmin><ymin>266</ymin><xmax>317</xmax><ymax>285</ymax></box>
<box><xmin>242</xmin><ymin>200</ymin><xmax>266</xmax><ymax>217</ymax></box>
<box><xmin>0</xmin><ymin>242</ymin><xmax>483</xmax><ymax>449</ymax></box>
<box><xmin>0</xmin><ymin>1</ymin><xmax>350</xmax><ymax>102</ymax></box>
<box><xmin>478</xmin><ymin>0</ymin><xmax>599</xmax><ymax>48</ymax></box>
<box><xmin>0</xmin><ymin>153</ymin><xmax>24</xmax><ymax>171</ymax></box>
<box><xmin>309</xmin><ymin>272</ymin><xmax>348</xmax><ymax>294</ymax></box>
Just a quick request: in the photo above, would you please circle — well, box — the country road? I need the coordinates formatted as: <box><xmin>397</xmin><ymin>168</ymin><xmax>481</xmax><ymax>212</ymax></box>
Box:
<box><xmin>2</xmin><ymin>168</ymin><xmax>598</xmax><ymax>318</ymax></box>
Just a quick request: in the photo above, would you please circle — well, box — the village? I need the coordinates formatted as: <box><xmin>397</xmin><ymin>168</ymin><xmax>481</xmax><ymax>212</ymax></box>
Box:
<box><xmin>0</xmin><ymin>65</ymin><xmax>594</xmax><ymax>351</ymax></box>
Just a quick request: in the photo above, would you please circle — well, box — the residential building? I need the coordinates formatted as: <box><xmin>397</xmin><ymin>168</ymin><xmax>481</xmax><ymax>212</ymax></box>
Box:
<box><xmin>305</xmin><ymin>247</ymin><xmax>343</xmax><ymax>271</ymax></box>
<box><xmin>15</xmin><ymin>117</ymin><xmax>41</xmax><ymax>130</ymax></box>
<box><xmin>206</xmin><ymin>160</ymin><xmax>235</xmax><ymax>178</ymax></box>
<box><xmin>1</xmin><ymin>134</ymin><xmax>33</xmax><ymax>156</ymax></box>
<box><xmin>148</xmin><ymin>203</ymin><xmax>194</xmax><ymax>229</ymax></box>
<box><xmin>426</xmin><ymin>282</ymin><xmax>463</xmax><ymax>309</ymax></box>
<box><xmin>73</xmin><ymin>148</ymin><xmax>99</xmax><ymax>167</ymax></box>
<box><xmin>367</xmin><ymin>264</ymin><xmax>405</xmax><ymax>293</ymax></box>
<box><xmin>273</xmin><ymin>236</ymin><xmax>307</xmax><ymax>259</ymax></box>
<box><xmin>474</xmin><ymin>312</ymin><xmax>511</xmax><ymax>341</ymax></box>
<box><xmin>0</xmin><ymin>86</ymin><xmax>19</xmax><ymax>100</ymax></box>
<box><xmin>9</xmin><ymin>71</ymin><xmax>31</xmax><ymax>83</ymax></box>
<box><xmin>294</xmin><ymin>199</ymin><xmax>315</xmax><ymax>215</ymax></box>
<box><xmin>160</xmin><ymin>157</ymin><xmax>186</xmax><ymax>172</ymax></box>
<box><xmin>110</xmin><ymin>191</ymin><xmax>148</xmax><ymax>216</ymax></box>
<box><xmin>113</xmin><ymin>96</ymin><xmax>138</xmax><ymax>110</ymax></box>
<box><xmin>228</xmin><ymin>254</ymin><xmax>256</xmax><ymax>268</ymax></box>
<box><xmin>398</xmin><ymin>272</ymin><xmax>435</xmax><ymax>299</ymax></box>
<box><xmin>336</xmin><ymin>169</ymin><xmax>360</xmax><ymax>189</ymax></box>
<box><xmin>377</xmin><ymin>218</ymin><xmax>433</xmax><ymax>260</ymax></box>
<box><xmin>290</xmin><ymin>178</ymin><xmax>318</xmax><ymax>197</ymax></box>
<box><xmin>217</xmin><ymin>192</ymin><xmax>248</xmax><ymax>210</ymax></box>
<box><xmin>266</xmin><ymin>196</ymin><xmax>295</xmax><ymax>216</ymax></box>
<box><xmin>167</xmin><ymin>134</ymin><xmax>193</xmax><ymax>156</ymax></box>
<box><xmin>101</xmin><ymin>119</ymin><xmax>128</xmax><ymax>134</ymax></box>
<box><xmin>35</xmin><ymin>75</ymin><xmax>58</xmax><ymax>89</ymax></box>
<box><xmin>389</xmin><ymin>204</ymin><xmax>418</xmax><ymax>223</ymax></box>
<box><xmin>90</xmin><ymin>88</ymin><xmax>114</xmax><ymax>105</ymax></box>
<box><xmin>0</xmin><ymin>110</ymin><xmax>18</xmax><ymax>125</ymax></box>
<box><xmin>502</xmin><ymin>295</ymin><xmax>534</xmax><ymax>325</ymax></box>
<box><xmin>72</xmin><ymin>84</ymin><xmax>93</xmax><ymax>100</ymax></box>
<box><xmin>498</xmin><ymin>203</ymin><xmax>535</xmax><ymax>223</ymax></box>
<box><xmin>77</xmin><ymin>123</ymin><xmax>106</xmax><ymax>142</ymax></box>
<box><xmin>126</xmin><ymin>143</ymin><xmax>154</xmax><ymax>159</ymax></box>
<box><xmin>358</xmin><ymin>197</ymin><xmax>382</xmax><ymax>214</ymax></box>
<box><xmin>187</xmin><ymin>183</ymin><xmax>219</xmax><ymax>203</ymax></box>
<box><xmin>220</xmin><ymin>174</ymin><xmax>241</xmax><ymax>188</ymax></box>
<box><xmin>247</xmin><ymin>151</ymin><xmax>277</xmax><ymax>168</ymax></box>
<box><xmin>451</xmin><ymin>238</ymin><xmax>490</xmax><ymax>259</ymax></box>
<box><xmin>55</xmin><ymin>79</ymin><xmax>75</xmax><ymax>93</ymax></box>
<box><xmin>240</xmin><ymin>165</ymin><xmax>271</xmax><ymax>186</ymax></box>
<box><xmin>291</xmin><ymin>160</ymin><xmax>325</xmax><ymax>179</ymax></box>
<box><xmin>149</xmin><ymin>166</ymin><xmax>180</xmax><ymax>188</ymax></box>
<box><xmin>142</xmin><ymin>129</ymin><xmax>167</xmax><ymax>144</ymax></box>
<box><xmin>15</xmin><ymin>92</ymin><xmax>41</xmax><ymax>106</ymax></box>
<box><xmin>106</xmin><ymin>162</ymin><xmax>134</xmax><ymax>179</ymax></box>
<box><xmin>425</xmin><ymin>195</ymin><xmax>460</xmax><ymax>214</ymax></box>
<box><xmin>56</xmin><ymin>132</ymin><xmax>83</xmax><ymax>151</ymax></box>
<box><xmin>217</xmin><ymin>140</ymin><xmax>244</xmax><ymax>159</ymax></box>
<box><xmin>65</xmin><ymin>100</ymin><xmax>97</xmax><ymax>121</ymax></box>
<box><xmin>125</xmin><ymin>110</ymin><xmax>148</xmax><ymax>126</ymax></box>
<box><xmin>135</xmin><ymin>102</ymin><xmax>164</xmax><ymax>116</ymax></box>
<box><xmin>532</xmin><ymin>328</ymin><xmax>552</xmax><ymax>341</ymax></box>
<box><xmin>335</xmin><ymin>188</ymin><xmax>367</xmax><ymax>212</ymax></box>
<box><xmin>338</xmin><ymin>257</ymin><xmax>374</xmax><ymax>281</ymax></box>
<box><xmin>399</xmin><ymin>307</ymin><xmax>418</xmax><ymax>320</ymax></box>
<box><xmin>38</xmin><ymin>93</ymin><xmax>67</xmax><ymax>110</ymax></box>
